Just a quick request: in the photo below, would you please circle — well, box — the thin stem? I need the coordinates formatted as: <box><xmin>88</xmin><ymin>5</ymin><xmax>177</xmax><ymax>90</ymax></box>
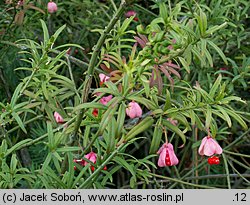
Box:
<box><xmin>0</xmin><ymin>68</ymin><xmax>11</xmax><ymax>100</ymax></box>
<box><xmin>224</xmin><ymin>128</ymin><xmax>250</xmax><ymax>150</ymax></box>
<box><xmin>120</xmin><ymin>173</ymin><xmax>250</xmax><ymax>188</ymax></box>
<box><xmin>173</xmin><ymin>166</ymin><xmax>185</xmax><ymax>189</ymax></box>
<box><xmin>71</xmin><ymin>0</ymin><xmax>127</xmax><ymax>140</ymax></box>
<box><xmin>18</xmin><ymin>69</ymin><xmax>37</xmax><ymax>98</ymax></box>
<box><xmin>66</xmin><ymin>57</ymin><xmax>81</xmax><ymax>101</ymax></box>
<box><xmin>222</xmin><ymin>153</ymin><xmax>231</xmax><ymax>189</ymax></box>
<box><xmin>79</xmin><ymin>143</ymin><xmax>125</xmax><ymax>188</ymax></box>
<box><xmin>169</xmin><ymin>160</ymin><xmax>207</xmax><ymax>188</ymax></box>
<box><xmin>224</xmin><ymin>150</ymin><xmax>250</xmax><ymax>158</ymax></box>
<box><xmin>151</xmin><ymin>173</ymin><xmax>216</xmax><ymax>189</ymax></box>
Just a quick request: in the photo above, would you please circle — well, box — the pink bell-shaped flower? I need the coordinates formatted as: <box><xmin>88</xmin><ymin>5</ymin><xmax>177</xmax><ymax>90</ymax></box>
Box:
<box><xmin>83</xmin><ymin>151</ymin><xmax>97</xmax><ymax>166</ymax></box>
<box><xmin>126</xmin><ymin>101</ymin><xmax>142</xmax><ymax>119</ymax></box>
<box><xmin>157</xmin><ymin>143</ymin><xmax>179</xmax><ymax>167</ymax></box>
<box><xmin>100</xmin><ymin>95</ymin><xmax>113</xmax><ymax>105</ymax></box>
<box><xmin>47</xmin><ymin>1</ymin><xmax>58</xmax><ymax>14</ymax></box>
<box><xmin>99</xmin><ymin>73</ymin><xmax>110</xmax><ymax>86</ymax></box>
<box><xmin>198</xmin><ymin>136</ymin><xmax>223</xmax><ymax>156</ymax></box>
<box><xmin>53</xmin><ymin>112</ymin><xmax>64</xmax><ymax>124</ymax></box>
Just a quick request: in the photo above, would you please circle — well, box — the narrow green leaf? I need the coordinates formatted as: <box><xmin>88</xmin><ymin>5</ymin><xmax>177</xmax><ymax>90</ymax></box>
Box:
<box><xmin>10</xmin><ymin>83</ymin><xmax>23</xmax><ymax>107</ymax></box>
<box><xmin>5</xmin><ymin>139</ymin><xmax>32</xmax><ymax>157</ymax></box>
<box><xmin>163</xmin><ymin>89</ymin><xmax>171</xmax><ymax>111</ymax></box>
<box><xmin>162</xmin><ymin>119</ymin><xmax>186</xmax><ymax>144</ymax></box>
<box><xmin>114</xmin><ymin>156</ymin><xmax>135</xmax><ymax>177</ymax></box>
<box><xmin>205</xmin><ymin>105</ymin><xmax>212</xmax><ymax>129</ymax></box>
<box><xmin>73</xmin><ymin>103</ymin><xmax>107</xmax><ymax>113</ymax></box>
<box><xmin>209</xmin><ymin>74</ymin><xmax>222</xmax><ymax>98</ymax></box>
<box><xmin>40</xmin><ymin>19</ymin><xmax>49</xmax><ymax>44</ymax></box>
<box><xmin>125</xmin><ymin>117</ymin><xmax>154</xmax><ymax>141</ymax></box>
<box><xmin>116</xmin><ymin>103</ymin><xmax>126</xmax><ymax>138</ymax></box>
<box><xmin>215</xmin><ymin>105</ymin><xmax>232</xmax><ymax>127</ymax></box>
<box><xmin>149</xmin><ymin>118</ymin><xmax>163</xmax><ymax>154</ymax></box>
<box><xmin>207</xmin><ymin>40</ymin><xmax>228</xmax><ymax>64</ymax></box>
<box><xmin>178</xmin><ymin>57</ymin><xmax>190</xmax><ymax>73</ymax></box>
<box><xmin>10</xmin><ymin>154</ymin><xmax>17</xmax><ymax>173</ymax></box>
<box><xmin>223</xmin><ymin>108</ymin><xmax>247</xmax><ymax>130</ymax></box>
<box><xmin>11</xmin><ymin>112</ymin><xmax>27</xmax><ymax>134</ymax></box>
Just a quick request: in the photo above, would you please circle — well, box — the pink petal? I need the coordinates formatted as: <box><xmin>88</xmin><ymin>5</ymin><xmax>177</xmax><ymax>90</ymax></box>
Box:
<box><xmin>83</xmin><ymin>152</ymin><xmax>97</xmax><ymax>166</ymax></box>
<box><xmin>126</xmin><ymin>102</ymin><xmax>142</xmax><ymax>119</ymax></box>
<box><xmin>167</xmin><ymin>143</ymin><xmax>179</xmax><ymax>166</ymax></box>
<box><xmin>99</xmin><ymin>73</ymin><xmax>109</xmax><ymax>83</ymax></box>
<box><xmin>157</xmin><ymin>144</ymin><xmax>165</xmax><ymax>155</ymax></box>
<box><xmin>53</xmin><ymin>112</ymin><xmax>64</xmax><ymax>123</ymax></box>
<box><xmin>134</xmin><ymin>103</ymin><xmax>142</xmax><ymax>117</ymax></box>
<box><xmin>100</xmin><ymin>95</ymin><xmax>113</xmax><ymax>105</ymax></box>
<box><xmin>48</xmin><ymin>2</ymin><xmax>58</xmax><ymax>13</ymax></box>
<box><xmin>203</xmin><ymin>139</ymin><xmax>216</xmax><ymax>156</ymax></box>
<box><xmin>198</xmin><ymin>137</ymin><xmax>208</xmax><ymax>155</ymax></box>
<box><xmin>210</xmin><ymin>138</ymin><xmax>223</xmax><ymax>154</ymax></box>
<box><xmin>157</xmin><ymin>146</ymin><xmax>167</xmax><ymax>167</ymax></box>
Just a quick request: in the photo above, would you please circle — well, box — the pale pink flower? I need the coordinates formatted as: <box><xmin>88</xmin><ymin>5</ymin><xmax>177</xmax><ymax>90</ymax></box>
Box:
<box><xmin>157</xmin><ymin>143</ymin><xmax>179</xmax><ymax>167</ymax></box>
<box><xmin>54</xmin><ymin>112</ymin><xmax>64</xmax><ymax>123</ymax></box>
<box><xmin>99</xmin><ymin>73</ymin><xmax>110</xmax><ymax>86</ymax></box>
<box><xmin>125</xmin><ymin>10</ymin><xmax>136</xmax><ymax>18</ymax></box>
<box><xmin>167</xmin><ymin>118</ymin><xmax>178</xmax><ymax>126</ymax></box>
<box><xmin>198</xmin><ymin>136</ymin><xmax>223</xmax><ymax>156</ymax></box>
<box><xmin>125</xmin><ymin>10</ymin><xmax>138</xmax><ymax>21</ymax></box>
<box><xmin>126</xmin><ymin>101</ymin><xmax>142</xmax><ymax>119</ymax></box>
<box><xmin>100</xmin><ymin>95</ymin><xmax>113</xmax><ymax>105</ymax></box>
<box><xmin>47</xmin><ymin>1</ymin><xmax>58</xmax><ymax>14</ymax></box>
<box><xmin>83</xmin><ymin>151</ymin><xmax>97</xmax><ymax>166</ymax></box>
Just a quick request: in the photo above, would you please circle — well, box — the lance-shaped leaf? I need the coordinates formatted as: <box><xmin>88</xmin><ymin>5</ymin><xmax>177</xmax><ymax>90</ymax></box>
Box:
<box><xmin>209</xmin><ymin>74</ymin><xmax>222</xmax><ymax>98</ymax></box>
<box><xmin>149</xmin><ymin>118</ymin><xmax>163</xmax><ymax>154</ymax></box>
<box><xmin>162</xmin><ymin>119</ymin><xmax>186</xmax><ymax>145</ymax></box>
<box><xmin>223</xmin><ymin>107</ymin><xmax>247</xmax><ymax>130</ymax></box>
<box><xmin>116</xmin><ymin>103</ymin><xmax>126</xmax><ymax>138</ymax></box>
<box><xmin>125</xmin><ymin>117</ymin><xmax>154</xmax><ymax>141</ymax></box>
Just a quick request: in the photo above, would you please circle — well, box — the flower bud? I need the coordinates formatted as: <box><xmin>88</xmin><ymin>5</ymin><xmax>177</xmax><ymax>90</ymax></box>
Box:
<box><xmin>48</xmin><ymin>1</ymin><xmax>58</xmax><ymax>14</ymax></box>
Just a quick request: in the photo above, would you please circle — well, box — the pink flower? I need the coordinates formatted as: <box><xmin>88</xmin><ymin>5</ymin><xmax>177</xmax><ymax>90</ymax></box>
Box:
<box><xmin>100</xmin><ymin>95</ymin><xmax>113</xmax><ymax>105</ymax></box>
<box><xmin>83</xmin><ymin>151</ymin><xmax>97</xmax><ymax>166</ymax></box>
<box><xmin>220</xmin><ymin>67</ymin><xmax>228</xmax><ymax>71</ymax></box>
<box><xmin>198</xmin><ymin>136</ymin><xmax>223</xmax><ymax>156</ymax></box>
<box><xmin>54</xmin><ymin>112</ymin><xmax>64</xmax><ymax>123</ymax></box>
<box><xmin>99</xmin><ymin>73</ymin><xmax>110</xmax><ymax>86</ymax></box>
<box><xmin>47</xmin><ymin>1</ymin><xmax>58</xmax><ymax>14</ymax></box>
<box><xmin>125</xmin><ymin>10</ymin><xmax>137</xmax><ymax>18</ymax></box>
<box><xmin>126</xmin><ymin>101</ymin><xmax>142</xmax><ymax>119</ymax></box>
<box><xmin>157</xmin><ymin>143</ymin><xmax>179</xmax><ymax>167</ymax></box>
<box><xmin>167</xmin><ymin>118</ymin><xmax>178</xmax><ymax>126</ymax></box>
<box><xmin>74</xmin><ymin>152</ymin><xmax>107</xmax><ymax>171</ymax></box>
<box><xmin>125</xmin><ymin>10</ymin><xmax>138</xmax><ymax>21</ymax></box>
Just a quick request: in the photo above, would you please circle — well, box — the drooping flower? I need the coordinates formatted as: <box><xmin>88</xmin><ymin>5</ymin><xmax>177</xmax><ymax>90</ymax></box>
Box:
<box><xmin>73</xmin><ymin>152</ymin><xmax>107</xmax><ymax>172</ymax></box>
<box><xmin>220</xmin><ymin>67</ymin><xmax>228</xmax><ymax>71</ymax></box>
<box><xmin>125</xmin><ymin>10</ymin><xmax>138</xmax><ymax>21</ymax></box>
<box><xmin>83</xmin><ymin>152</ymin><xmax>97</xmax><ymax>166</ymax></box>
<box><xmin>126</xmin><ymin>101</ymin><xmax>142</xmax><ymax>119</ymax></box>
<box><xmin>207</xmin><ymin>156</ymin><xmax>220</xmax><ymax>165</ymax></box>
<box><xmin>54</xmin><ymin>112</ymin><xmax>64</xmax><ymax>124</ymax></box>
<box><xmin>100</xmin><ymin>95</ymin><xmax>113</xmax><ymax>105</ymax></box>
<box><xmin>99</xmin><ymin>73</ymin><xmax>110</xmax><ymax>86</ymax></box>
<box><xmin>198</xmin><ymin>136</ymin><xmax>223</xmax><ymax>157</ymax></box>
<box><xmin>167</xmin><ymin>118</ymin><xmax>178</xmax><ymax>126</ymax></box>
<box><xmin>157</xmin><ymin>143</ymin><xmax>179</xmax><ymax>167</ymax></box>
<box><xmin>47</xmin><ymin>1</ymin><xmax>58</xmax><ymax>14</ymax></box>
